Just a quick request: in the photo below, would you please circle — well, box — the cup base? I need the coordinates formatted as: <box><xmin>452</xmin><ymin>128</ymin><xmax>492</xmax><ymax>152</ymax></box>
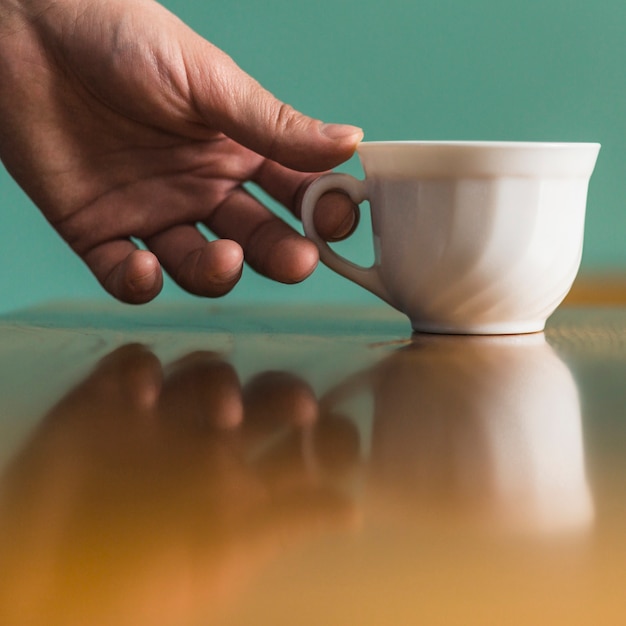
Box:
<box><xmin>410</xmin><ymin>319</ymin><xmax>547</xmax><ymax>336</ymax></box>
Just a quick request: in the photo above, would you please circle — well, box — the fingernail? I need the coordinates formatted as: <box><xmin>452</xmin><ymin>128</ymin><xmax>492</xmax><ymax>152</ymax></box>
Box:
<box><xmin>321</xmin><ymin>123</ymin><xmax>364</xmax><ymax>142</ymax></box>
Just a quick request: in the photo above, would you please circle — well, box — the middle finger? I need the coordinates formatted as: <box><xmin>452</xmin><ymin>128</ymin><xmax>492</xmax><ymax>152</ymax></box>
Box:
<box><xmin>206</xmin><ymin>187</ymin><xmax>318</xmax><ymax>284</ymax></box>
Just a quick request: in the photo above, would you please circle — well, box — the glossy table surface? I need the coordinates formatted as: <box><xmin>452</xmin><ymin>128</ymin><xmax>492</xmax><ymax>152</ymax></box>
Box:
<box><xmin>1</xmin><ymin>301</ymin><xmax>625</xmax><ymax>626</ymax></box>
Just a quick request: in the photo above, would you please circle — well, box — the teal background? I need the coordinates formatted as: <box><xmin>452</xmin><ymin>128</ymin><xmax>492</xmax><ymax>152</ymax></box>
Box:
<box><xmin>1</xmin><ymin>0</ymin><xmax>625</xmax><ymax>313</ymax></box>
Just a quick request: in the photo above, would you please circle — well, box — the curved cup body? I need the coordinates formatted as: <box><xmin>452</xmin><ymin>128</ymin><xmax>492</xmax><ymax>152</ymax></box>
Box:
<box><xmin>302</xmin><ymin>141</ymin><xmax>601</xmax><ymax>335</ymax></box>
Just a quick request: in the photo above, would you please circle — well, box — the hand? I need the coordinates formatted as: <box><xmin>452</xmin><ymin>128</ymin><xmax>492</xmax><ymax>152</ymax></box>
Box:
<box><xmin>0</xmin><ymin>0</ymin><xmax>362</xmax><ymax>303</ymax></box>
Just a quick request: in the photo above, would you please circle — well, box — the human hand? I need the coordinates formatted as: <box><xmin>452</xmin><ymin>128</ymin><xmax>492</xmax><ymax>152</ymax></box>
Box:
<box><xmin>0</xmin><ymin>0</ymin><xmax>362</xmax><ymax>302</ymax></box>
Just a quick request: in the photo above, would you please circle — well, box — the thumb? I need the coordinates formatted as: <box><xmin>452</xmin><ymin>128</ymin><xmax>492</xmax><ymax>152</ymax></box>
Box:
<box><xmin>188</xmin><ymin>42</ymin><xmax>363</xmax><ymax>172</ymax></box>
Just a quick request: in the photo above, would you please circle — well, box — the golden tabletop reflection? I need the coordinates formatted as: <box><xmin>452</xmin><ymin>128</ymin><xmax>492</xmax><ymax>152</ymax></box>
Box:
<box><xmin>0</xmin><ymin>302</ymin><xmax>625</xmax><ymax>626</ymax></box>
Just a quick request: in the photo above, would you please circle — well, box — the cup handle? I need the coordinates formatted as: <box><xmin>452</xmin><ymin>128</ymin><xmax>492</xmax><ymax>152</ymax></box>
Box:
<box><xmin>301</xmin><ymin>173</ymin><xmax>392</xmax><ymax>304</ymax></box>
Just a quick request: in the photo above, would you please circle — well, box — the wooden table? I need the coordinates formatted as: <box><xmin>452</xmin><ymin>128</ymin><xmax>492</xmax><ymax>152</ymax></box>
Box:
<box><xmin>1</xmin><ymin>301</ymin><xmax>625</xmax><ymax>626</ymax></box>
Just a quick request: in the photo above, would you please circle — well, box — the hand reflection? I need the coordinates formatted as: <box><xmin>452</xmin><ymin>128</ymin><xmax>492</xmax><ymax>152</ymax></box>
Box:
<box><xmin>0</xmin><ymin>345</ymin><xmax>358</xmax><ymax>626</ymax></box>
<box><xmin>324</xmin><ymin>333</ymin><xmax>594</xmax><ymax>534</ymax></box>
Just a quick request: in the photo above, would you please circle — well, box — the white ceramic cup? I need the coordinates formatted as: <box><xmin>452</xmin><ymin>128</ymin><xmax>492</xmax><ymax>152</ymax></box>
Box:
<box><xmin>301</xmin><ymin>141</ymin><xmax>601</xmax><ymax>334</ymax></box>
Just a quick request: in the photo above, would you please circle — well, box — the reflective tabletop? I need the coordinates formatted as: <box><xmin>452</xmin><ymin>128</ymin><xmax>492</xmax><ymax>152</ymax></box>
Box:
<box><xmin>0</xmin><ymin>302</ymin><xmax>625</xmax><ymax>625</ymax></box>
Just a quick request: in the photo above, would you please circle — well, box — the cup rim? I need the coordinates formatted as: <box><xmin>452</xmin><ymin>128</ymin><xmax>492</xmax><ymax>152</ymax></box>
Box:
<box><xmin>358</xmin><ymin>140</ymin><xmax>601</xmax><ymax>149</ymax></box>
<box><xmin>356</xmin><ymin>140</ymin><xmax>601</xmax><ymax>178</ymax></box>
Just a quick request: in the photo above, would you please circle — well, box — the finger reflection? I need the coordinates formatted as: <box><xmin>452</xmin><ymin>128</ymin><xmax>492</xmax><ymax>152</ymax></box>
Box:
<box><xmin>365</xmin><ymin>333</ymin><xmax>594</xmax><ymax>533</ymax></box>
<box><xmin>0</xmin><ymin>345</ymin><xmax>355</xmax><ymax>626</ymax></box>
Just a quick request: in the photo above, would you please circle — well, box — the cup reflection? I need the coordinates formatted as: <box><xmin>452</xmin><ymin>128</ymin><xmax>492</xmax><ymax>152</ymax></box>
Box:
<box><xmin>360</xmin><ymin>333</ymin><xmax>594</xmax><ymax>533</ymax></box>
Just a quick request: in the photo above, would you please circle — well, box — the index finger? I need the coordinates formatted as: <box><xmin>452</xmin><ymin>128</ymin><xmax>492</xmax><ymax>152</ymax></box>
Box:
<box><xmin>252</xmin><ymin>159</ymin><xmax>359</xmax><ymax>242</ymax></box>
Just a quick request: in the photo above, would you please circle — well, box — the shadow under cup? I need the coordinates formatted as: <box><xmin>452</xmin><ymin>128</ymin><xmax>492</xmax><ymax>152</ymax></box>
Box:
<box><xmin>302</xmin><ymin>141</ymin><xmax>601</xmax><ymax>335</ymax></box>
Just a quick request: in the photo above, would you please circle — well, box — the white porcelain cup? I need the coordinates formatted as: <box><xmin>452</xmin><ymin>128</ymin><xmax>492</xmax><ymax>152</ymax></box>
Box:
<box><xmin>301</xmin><ymin>141</ymin><xmax>601</xmax><ymax>334</ymax></box>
